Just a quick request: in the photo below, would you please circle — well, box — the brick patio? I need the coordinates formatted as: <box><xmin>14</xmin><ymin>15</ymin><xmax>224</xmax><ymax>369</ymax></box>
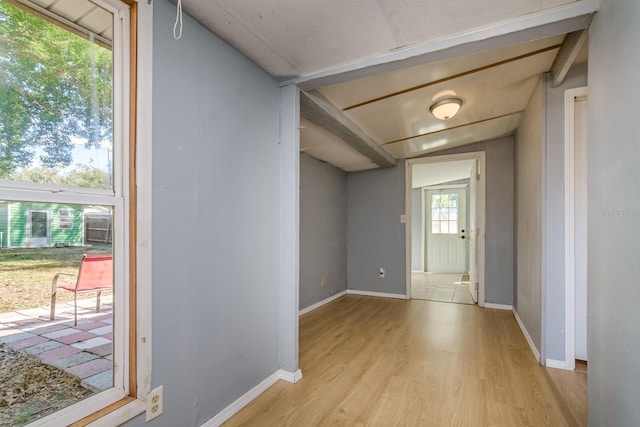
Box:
<box><xmin>0</xmin><ymin>296</ymin><xmax>113</xmax><ymax>392</ymax></box>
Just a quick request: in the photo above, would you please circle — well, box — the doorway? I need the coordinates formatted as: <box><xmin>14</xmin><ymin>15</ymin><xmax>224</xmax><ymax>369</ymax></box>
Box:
<box><xmin>405</xmin><ymin>152</ymin><xmax>486</xmax><ymax>305</ymax></box>
<box><xmin>27</xmin><ymin>210</ymin><xmax>50</xmax><ymax>247</ymax></box>
<box><xmin>564</xmin><ymin>86</ymin><xmax>588</xmax><ymax>370</ymax></box>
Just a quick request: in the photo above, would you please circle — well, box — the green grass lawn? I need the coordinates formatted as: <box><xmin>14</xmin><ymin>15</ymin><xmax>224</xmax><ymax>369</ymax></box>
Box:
<box><xmin>0</xmin><ymin>245</ymin><xmax>112</xmax><ymax>312</ymax></box>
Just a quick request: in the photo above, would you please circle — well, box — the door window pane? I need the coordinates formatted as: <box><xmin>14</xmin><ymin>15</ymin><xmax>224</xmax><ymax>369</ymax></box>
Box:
<box><xmin>431</xmin><ymin>193</ymin><xmax>460</xmax><ymax>234</ymax></box>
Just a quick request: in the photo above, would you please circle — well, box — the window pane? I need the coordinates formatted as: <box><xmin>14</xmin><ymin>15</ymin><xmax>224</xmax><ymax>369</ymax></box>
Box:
<box><xmin>432</xmin><ymin>195</ymin><xmax>440</xmax><ymax>207</ymax></box>
<box><xmin>0</xmin><ymin>1</ymin><xmax>114</xmax><ymax>190</ymax></box>
<box><xmin>432</xmin><ymin>221</ymin><xmax>440</xmax><ymax>234</ymax></box>
<box><xmin>449</xmin><ymin>221</ymin><xmax>458</xmax><ymax>234</ymax></box>
<box><xmin>440</xmin><ymin>194</ymin><xmax>449</xmax><ymax>206</ymax></box>
<box><xmin>449</xmin><ymin>208</ymin><xmax>458</xmax><ymax>221</ymax></box>
<box><xmin>432</xmin><ymin>208</ymin><xmax>439</xmax><ymax>220</ymax></box>
<box><xmin>449</xmin><ymin>194</ymin><xmax>458</xmax><ymax>207</ymax></box>
<box><xmin>441</xmin><ymin>208</ymin><xmax>449</xmax><ymax>220</ymax></box>
<box><xmin>0</xmin><ymin>200</ymin><xmax>114</xmax><ymax>423</ymax></box>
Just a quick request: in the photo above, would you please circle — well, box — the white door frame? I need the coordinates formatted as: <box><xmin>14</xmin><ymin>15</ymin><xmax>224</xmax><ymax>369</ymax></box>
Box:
<box><xmin>405</xmin><ymin>152</ymin><xmax>486</xmax><ymax>306</ymax></box>
<box><xmin>564</xmin><ymin>86</ymin><xmax>588</xmax><ymax>371</ymax></box>
<box><xmin>27</xmin><ymin>209</ymin><xmax>50</xmax><ymax>247</ymax></box>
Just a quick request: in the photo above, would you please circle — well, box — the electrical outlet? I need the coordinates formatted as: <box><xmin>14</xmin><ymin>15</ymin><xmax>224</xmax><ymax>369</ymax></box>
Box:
<box><xmin>379</xmin><ymin>267</ymin><xmax>385</xmax><ymax>278</ymax></box>
<box><xmin>146</xmin><ymin>386</ymin><xmax>163</xmax><ymax>422</ymax></box>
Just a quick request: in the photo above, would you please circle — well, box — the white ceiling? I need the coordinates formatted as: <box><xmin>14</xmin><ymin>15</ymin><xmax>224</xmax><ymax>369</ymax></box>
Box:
<box><xmin>174</xmin><ymin>0</ymin><xmax>594</xmax><ymax>172</ymax></box>
<box><xmin>180</xmin><ymin>0</ymin><xmax>576</xmax><ymax>80</ymax></box>
<box><xmin>412</xmin><ymin>160</ymin><xmax>476</xmax><ymax>189</ymax></box>
<box><xmin>21</xmin><ymin>0</ymin><xmax>113</xmax><ymax>45</ymax></box>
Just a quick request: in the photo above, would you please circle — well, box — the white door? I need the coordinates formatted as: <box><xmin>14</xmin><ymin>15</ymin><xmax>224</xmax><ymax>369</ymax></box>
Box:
<box><xmin>468</xmin><ymin>161</ymin><xmax>479</xmax><ymax>303</ymax></box>
<box><xmin>574</xmin><ymin>96</ymin><xmax>588</xmax><ymax>361</ymax></box>
<box><xmin>27</xmin><ymin>210</ymin><xmax>50</xmax><ymax>247</ymax></box>
<box><xmin>426</xmin><ymin>188</ymin><xmax>466</xmax><ymax>273</ymax></box>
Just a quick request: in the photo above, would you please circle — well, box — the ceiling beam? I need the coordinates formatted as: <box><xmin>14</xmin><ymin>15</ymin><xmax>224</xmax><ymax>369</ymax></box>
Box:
<box><xmin>300</xmin><ymin>90</ymin><xmax>397</xmax><ymax>169</ymax></box>
<box><xmin>551</xmin><ymin>29</ymin><xmax>589</xmax><ymax>87</ymax></box>
<box><xmin>282</xmin><ymin>0</ymin><xmax>598</xmax><ymax>90</ymax></box>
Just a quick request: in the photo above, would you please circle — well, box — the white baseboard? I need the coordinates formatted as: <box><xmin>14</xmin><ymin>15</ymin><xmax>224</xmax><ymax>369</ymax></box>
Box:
<box><xmin>202</xmin><ymin>368</ymin><xmax>302</xmax><ymax>427</ymax></box>
<box><xmin>277</xmin><ymin>368</ymin><xmax>303</xmax><ymax>384</ymax></box>
<box><xmin>347</xmin><ymin>289</ymin><xmax>406</xmax><ymax>299</ymax></box>
<box><xmin>483</xmin><ymin>302</ymin><xmax>513</xmax><ymax>311</ymax></box>
<box><xmin>512</xmin><ymin>308</ymin><xmax>541</xmax><ymax>363</ymax></box>
<box><xmin>299</xmin><ymin>290</ymin><xmax>347</xmax><ymax>316</ymax></box>
<box><xmin>545</xmin><ymin>359</ymin><xmax>568</xmax><ymax>369</ymax></box>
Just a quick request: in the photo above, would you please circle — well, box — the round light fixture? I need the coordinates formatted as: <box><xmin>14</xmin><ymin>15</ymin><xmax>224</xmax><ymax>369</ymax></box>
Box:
<box><xmin>430</xmin><ymin>97</ymin><xmax>463</xmax><ymax>120</ymax></box>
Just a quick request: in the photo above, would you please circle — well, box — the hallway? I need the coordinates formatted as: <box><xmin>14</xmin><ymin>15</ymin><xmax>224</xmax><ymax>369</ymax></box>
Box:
<box><xmin>225</xmin><ymin>295</ymin><xmax>586</xmax><ymax>426</ymax></box>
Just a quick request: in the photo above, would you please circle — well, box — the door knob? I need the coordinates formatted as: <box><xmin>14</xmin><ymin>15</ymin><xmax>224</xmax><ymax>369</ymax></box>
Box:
<box><xmin>460</xmin><ymin>235</ymin><xmax>466</xmax><ymax>239</ymax></box>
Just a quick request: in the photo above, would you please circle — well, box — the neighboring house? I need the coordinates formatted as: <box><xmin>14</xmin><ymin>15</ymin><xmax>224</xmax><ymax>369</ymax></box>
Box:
<box><xmin>0</xmin><ymin>201</ymin><xmax>84</xmax><ymax>248</ymax></box>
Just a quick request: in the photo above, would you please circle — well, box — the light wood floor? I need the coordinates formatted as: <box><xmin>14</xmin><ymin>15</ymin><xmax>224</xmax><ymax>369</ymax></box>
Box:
<box><xmin>224</xmin><ymin>295</ymin><xmax>586</xmax><ymax>426</ymax></box>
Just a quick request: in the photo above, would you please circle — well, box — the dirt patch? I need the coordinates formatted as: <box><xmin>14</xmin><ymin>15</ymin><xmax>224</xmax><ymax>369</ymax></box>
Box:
<box><xmin>0</xmin><ymin>344</ymin><xmax>93</xmax><ymax>425</ymax></box>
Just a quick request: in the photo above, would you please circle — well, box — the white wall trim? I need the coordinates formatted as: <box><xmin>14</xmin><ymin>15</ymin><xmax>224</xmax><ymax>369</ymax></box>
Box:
<box><xmin>483</xmin><ymin>303</ymin><xmax>513</xmax><ymax>311</ymax></box>
<box><xmin>405</xmin><ymin>152</ymin><xmax>486</xmax><ymax>306</ymax></box>
<box><xmin>278</xmin><ymin>369</ymin><xmax>303</xmax><ymax>384</ymax></box>
<box><xmin>564</xmin><ymin>86</ymin><xmax>588</xmax><ymax>372</ymax></box>
<box><xmin>202</xmin><ymin>369</ymin><xmax>295</xmax><ymax>427</ymax></box>
<box><xmin>545</xmin><ymin>359</ymin><xmax>568</xmax><ymax>369</ymax></box>
<box><xmin>278</xmin><ymin>84</ymin><xmax>300</xmax><ymax>373</ymax></box>
<box><xmin>347</xmin><ymin>289</ymin><xmax>407</xmax><ymax>299</ymax></box>
<box><xmin>512</xmin><ymin>308</ymin><xmax>541</xmax><ymax>362</ymax></box>
<box><xmin>299</xmin><ymin>290</ymin><xmax>347</xmax><ymax>316</ymax></box>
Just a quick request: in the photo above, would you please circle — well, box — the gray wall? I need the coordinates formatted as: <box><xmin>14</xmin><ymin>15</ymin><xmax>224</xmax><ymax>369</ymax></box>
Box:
<box><xmin>543</xmin><ymin>64</ymin><xmax>588</xmax><ymax>361</ymax></box>
<box><xmin>347</xmin><ymin>137</ymin><xmax>514</xmax><ymax>304</ymax></box>
<box><xmin>411</xmin><ymin>188</ymin><xmax>423</xmax><ymax>271</ymax></box>
<box><xmin>514</xmin><ymin>77</ymin><xmax>544</xmax><ymax>355</ymax></box>
<box><xmin>347</xmin><ymin>163</ymin><xmax>407</xmax><ymax>295</ymax></box>
<box><xmin>127</xmin><ymin>2</ymin><xmax>283</xmax><ymax>425</ymax></box>
<box><xmin>588</xmin><ymin>1</ymin><xmax>640</xmax><ymax>423</ymax></box>
<box><xmin>299</xmin><ymin>154</ymin><xmax>347</xmax><ymax>309</ymax></box>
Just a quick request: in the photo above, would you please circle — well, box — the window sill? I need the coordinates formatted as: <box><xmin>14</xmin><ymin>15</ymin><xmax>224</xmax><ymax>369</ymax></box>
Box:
<box><xmin>81</xmin><ymin>398</ymin><xmax>145</xmax><ymax>426</ymax></box>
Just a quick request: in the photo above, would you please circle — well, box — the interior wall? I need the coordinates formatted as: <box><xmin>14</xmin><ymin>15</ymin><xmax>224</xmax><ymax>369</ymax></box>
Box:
<box><xmin>300</xmin><ymin>154</ymin><xmax>347</xmax><ymax>309</ymax></box>
<box><xmin>347</xmin><ymin>163</ymin><xmax>407</xmax><ymax>295</ymax></box>
<box><xmin>514</xmin><ymin>77</ymin><xmax>545</xmax><ymax>355</ymax></box>
<box><xmin>347</xmin><ymin>137</ymin><xmax>513</xmax><ymax>305</ymax></box>
<box><xmin>588</xmin><ymin>1</ymin><xmax>640</xmax><ymax>423</ymax></box>
<box><xmin>126</xmin><ymin>2</ymin><xmax>283</xmax><ymax>425</ymax></box>
<box><xmin>543</xmin><ymin>63</ymin><xmax>588</xmax><ymax>362</ymax></box>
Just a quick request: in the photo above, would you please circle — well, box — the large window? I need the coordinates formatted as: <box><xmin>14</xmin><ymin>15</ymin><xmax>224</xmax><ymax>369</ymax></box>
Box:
<box><xmin>0</xmin><ymin>0</ymin><xmax>141</xmax><ymax>424</ymax></box>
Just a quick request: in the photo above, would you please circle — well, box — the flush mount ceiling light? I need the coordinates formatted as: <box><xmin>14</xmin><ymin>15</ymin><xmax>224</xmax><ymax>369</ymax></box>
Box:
<box><xmin>430</xmin><ymin>97</ymin><xmax>463</xmax><ymax>120</ymax></box>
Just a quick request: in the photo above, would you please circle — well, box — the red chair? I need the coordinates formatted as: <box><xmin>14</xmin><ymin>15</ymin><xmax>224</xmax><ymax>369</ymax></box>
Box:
<box><xmin>50</xmin><ymin>254</ymin><xmax>113</xmax><ymax>326</ymax></box>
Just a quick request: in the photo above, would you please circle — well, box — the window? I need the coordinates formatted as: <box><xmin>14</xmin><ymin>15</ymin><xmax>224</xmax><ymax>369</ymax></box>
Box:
<box><xmin>58</xmin><ymin>209</ymin><xmax>73</xmax><ymax>229</ymax></box>
<box><xmin>0</xmin><ymin>0</ymin><xmax>148</xmax><ymax>424</ymax></box>
<box><xmin>431</xmin><ymin>193</ymin><xmax>459</xmax><ymax>234</ymax></box>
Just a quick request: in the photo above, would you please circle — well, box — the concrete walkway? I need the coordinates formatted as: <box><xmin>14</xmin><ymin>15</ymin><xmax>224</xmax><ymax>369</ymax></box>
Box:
<box><xmin>0</xmin><ymin>296</ymin><xmax>113</xmax><ymax>392</ymax></box>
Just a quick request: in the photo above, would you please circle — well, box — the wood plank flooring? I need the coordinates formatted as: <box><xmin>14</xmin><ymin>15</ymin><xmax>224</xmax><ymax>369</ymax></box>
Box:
<box><xmin>224</xmin><ymin>295</ymin><xmax>586</xmax><ymax>426</ymax></box>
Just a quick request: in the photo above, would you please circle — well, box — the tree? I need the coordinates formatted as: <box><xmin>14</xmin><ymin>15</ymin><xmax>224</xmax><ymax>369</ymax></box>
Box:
<box><xmin>9</xmin><ymin>164</ymin><xmax>109</xmax><ymax>189</ymax></box>
<box><xmin>0</xmin><ymin>2</ymin><xmax>112</xmax><ymax>178</ymax></box>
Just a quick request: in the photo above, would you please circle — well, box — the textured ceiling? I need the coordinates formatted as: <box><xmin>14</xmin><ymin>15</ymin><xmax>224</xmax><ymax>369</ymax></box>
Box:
<box><xmin>180</xmin><ymin>0</ymin><xmax>577</xmax><ymax>80</ymax></box>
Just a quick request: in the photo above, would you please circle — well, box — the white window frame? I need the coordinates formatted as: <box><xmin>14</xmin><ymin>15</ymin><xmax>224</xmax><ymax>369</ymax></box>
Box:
<box><xmin>0</xmin><ymin>0</ymin><xmax>153</xmax><ymax>425</ymax></box>
<box><xmin>58</xmin><ymin>209</ymin><xmax>73</xmax><ymax>229</ymax></box>
<box><xmin>430</xmin><ymin>192</ymin><xmax>460</xmax><ymax>235</ymax></box>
